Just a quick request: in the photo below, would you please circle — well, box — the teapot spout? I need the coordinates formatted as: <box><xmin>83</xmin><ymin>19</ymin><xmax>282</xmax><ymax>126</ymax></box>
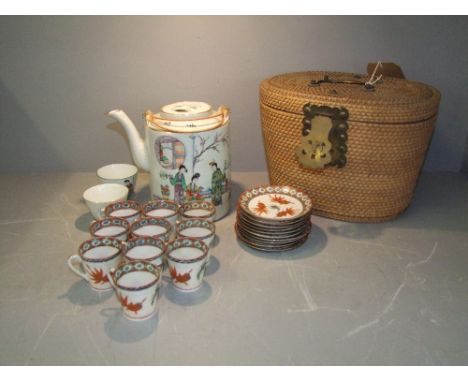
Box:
<box><xmin>106</xmin><ymin>109</ymin><xmax>150</xmax><ymax>172</ymax></box>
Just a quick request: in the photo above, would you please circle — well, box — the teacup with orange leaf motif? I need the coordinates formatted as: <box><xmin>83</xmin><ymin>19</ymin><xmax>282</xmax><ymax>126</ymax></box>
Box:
<box><xmin>108</xmin><ymin>260</ymin><xmax>162</xmax><ymax>321</ymax></box>
<box><xmin>166</xmin><ymin>238</ymin><xmax>209</xmax><ymax>292</ymax></box>
<box><xmin>67</xmin><ymin>237</ymin><xmax>124</xmax><ymax>291</ymax></box>
<box><xmin>142</xmin><ymin>200</ymin><xmax>178</xmax><ymax>226</ymax></box>
<box><xmin>122</xmin><ymin>236</ymin><xmax>166</xmax><ymax>270</ymax></box>
<box><xmin>179</xmin><ymin>201</ymin><xmax>216</xmax><ymax>222</ymax></box>
<box><xmin>104</xmin><ymin>200</ymin><xmax>141</xmax><ymax>224</ymax></box>
<box><xmin>129</xmin><ymin>217</ymin><xmax>172</xmax><ymax>242</ymax></box>
<box><xmin>89</xmin><ymin>217</ymin><xmax>130</xmax><ymax>241</ymax></box>
<box><xmin>176</xmin><ymin>218</ymin><xmax>215</xmax><ymax>262</ymax></box>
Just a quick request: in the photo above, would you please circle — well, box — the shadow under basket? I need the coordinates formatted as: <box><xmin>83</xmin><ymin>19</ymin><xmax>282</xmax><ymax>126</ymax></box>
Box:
<box><xmin>259</xmin><ymin>63</ymin><xmax>441</xmax><ymax>222</ymax></box>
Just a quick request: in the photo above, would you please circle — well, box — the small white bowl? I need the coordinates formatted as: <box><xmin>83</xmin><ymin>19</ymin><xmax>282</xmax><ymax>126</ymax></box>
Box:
<box><xmin>83</xmin><ymin>183</ymin><xmax>129</xmax><ymax>219</ymax></box>
<box><xmin>97</xmin><ymin>164</ymin><xmax>138</xmax><ymax>193</ymax></box>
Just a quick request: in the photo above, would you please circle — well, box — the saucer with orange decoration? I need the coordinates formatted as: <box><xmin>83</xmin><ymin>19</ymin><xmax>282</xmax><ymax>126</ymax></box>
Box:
<box><xmin>235</xmin><ymin>185</ymin><xmax>313</xmax><ymax>252</ymax></box>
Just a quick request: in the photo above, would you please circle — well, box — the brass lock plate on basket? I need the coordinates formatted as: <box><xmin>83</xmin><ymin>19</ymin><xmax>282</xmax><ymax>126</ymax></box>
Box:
<box><xmin>295</xmin><ymin>104</ymin><xmax>349</xmax><ymax>169</ymax></box>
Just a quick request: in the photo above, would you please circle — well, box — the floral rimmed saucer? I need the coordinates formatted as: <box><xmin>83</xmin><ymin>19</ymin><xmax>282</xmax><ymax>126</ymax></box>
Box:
<box><xmin>236</xmin><ymin>207</ymin><xmax>310</xmax><ymax>229</ymax></box>
<box><xmin>238</xmin><ymin>185</ymin><xmax>312</xmax><ymax>221</ymax></box>
<box><xmin>235</xmin><ymin>185</ymin><xmax>313</xmax><ymax>252</ymax></box>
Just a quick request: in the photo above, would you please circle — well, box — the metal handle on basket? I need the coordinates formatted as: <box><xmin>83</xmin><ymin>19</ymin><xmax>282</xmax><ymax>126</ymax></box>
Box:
<box><xmin>310</xmin><ymin>62</ymin><xmax>384</xmax><ymax>92</ymax></box>
<box><xmin>309</xmin><ymin>74</ymin><xmax>378</xmax><ymax>92</ymax></box>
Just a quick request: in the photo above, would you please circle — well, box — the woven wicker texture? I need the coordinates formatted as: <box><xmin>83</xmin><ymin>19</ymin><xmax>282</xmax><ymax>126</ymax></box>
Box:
<box><xmin>259</xmin><ymin>71</ymin><xmax>441</xmax><ymax>222</ymax></box>
<box><xmin>260</xmin><ymin>71</ymin><xmax>440</xmax><ymax>124</ymax></box>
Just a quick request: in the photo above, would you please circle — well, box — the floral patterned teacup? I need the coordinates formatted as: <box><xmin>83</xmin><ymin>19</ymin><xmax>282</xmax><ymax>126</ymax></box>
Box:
<box><xmin>179</xmin><ymin>201</ymin><xmax>216</xmax><ymax>222</ymax></box>
<box><xmin>142</xmin><ymin>200</ymin><xmax>179</xmax><ymax>238</ymax></box>
<box><xmin>142</xmin><ymin>200</ymin><xmax>178</xmax><ymax>222</ymax></box>
<box><xmin>129</xmin><ymin>217</ymin><xmax>172</xmax><ymax>242</ymax></box>
<box><xmin>123</xmin><ymin>236</ymin><xmax>166</xmax><ymax>270</ymax></box>
<box><xmin>176</xmin><ymin>218</ymin><xmax>215</xmax><ymax>262</ymax></box>
<box><xmin>109</xmin><ymin>261</ymin><xmax>161</xmax><ymax>321</ymax></box>
<box><xmin>89</xmin><ymin>217</ymin><xmax>129</xmax><ymax>241</ymax></box>
<box><xmin>67</xmin><ymin>237</ymin><xmax>124</xmax><ymax>291</ymax></box>
<box><xmin>104</xmin><ymin>200</ymin><xmax>141</xmax><ymax>224</ymax></box>
<box><xmin>167</xmin><ymin>238</ymin><xmax>209</xmax><ymax>292</ymax></box>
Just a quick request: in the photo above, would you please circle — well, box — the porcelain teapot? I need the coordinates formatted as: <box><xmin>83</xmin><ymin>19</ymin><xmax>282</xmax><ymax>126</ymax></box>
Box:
<box><xmin>107</xmin><ymin>101</ymin><xmax>231</xmax><ymax>221</ymax></box>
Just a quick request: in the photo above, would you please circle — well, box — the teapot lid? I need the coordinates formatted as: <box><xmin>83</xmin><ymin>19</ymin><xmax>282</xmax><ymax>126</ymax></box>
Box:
<box><xmin>160</xmin><ymin>101</ymin><xmax>213</xmax><ymax>119</ymax></box>
<box><xmin>146</xmin><ymin>101</ymin><xmax>229</xmax><ymax>133</ymax></box>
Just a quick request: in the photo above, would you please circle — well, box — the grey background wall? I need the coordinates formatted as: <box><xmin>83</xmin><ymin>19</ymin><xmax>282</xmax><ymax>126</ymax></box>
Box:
<box><xmin>1</xmin><ymin>16</ymin><xmax>468</xmax><ymax>173</ymax></box>
<box><xmin>462</xmin><ymin>138</ymin><xmax>468</xmax><ymax>177</ymax></box>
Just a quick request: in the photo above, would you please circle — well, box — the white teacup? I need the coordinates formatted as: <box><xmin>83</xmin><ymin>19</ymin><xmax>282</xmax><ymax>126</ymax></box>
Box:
<box><xmin>176</xmin><ymin>218</ymin><xmax>215</xmax><ymax>262</ymax></box>
<box><xmin>67</xmin><ymin>237</ymin><xmax>124</xmax><ymax>291</ymax></box>
<box><xmin>109</xmin><ymin>261</ymin><xmax>162</xmax><ymax>321</ymax></box>
<box><xmin>89</xmin><ymin>217</ymin><xmax>130</xmax><ymax>241</ymax></box>
<box><xmin>130</xmin><ymin>217</ymin><xmax>172</xmax><ymax>242</ymax></box>
<box><xmin>142</xmin><ymin>200</ymin><xmax>179</xmax><ymax>238</ymax></box>
<box><xmin>123</xmin><ymin>236</ymin><xmax>166</xmax><ymax>270</ymax></box>
<box><xmin>104</xmin><ymin>200</ymin><xmax>141</xmax><ymax>224</ymax></box>
<box><xmin>167</xmin><ymin>238</ymin><xmax>209</xmax><ymax>292</ymax></box>
<box><xmin>180</xmin><ymin>201</ymin><xmax>216</xmax><ymax>222</ymax></box>
<box><xmin>83</xmin><ymin>183</ymin><xmax>129</xmax><ymax>219</ymax></box>
<box><xmin>97</xmin><ymin>164</ymin><xmax>138</xmax><ymax>194</ymax></box>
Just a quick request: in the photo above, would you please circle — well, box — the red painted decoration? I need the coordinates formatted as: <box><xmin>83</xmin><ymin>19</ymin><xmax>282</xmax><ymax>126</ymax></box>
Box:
<box><xmin>270</xmin><ymin>194</ymin><xmax>291</xmax><ymax>205</ymax></box>
<box><xmin>253</xmin><ymin>201</ymin><xmax>268</xmax><ymax>215</ymax></box>
<box><xmin>276</xmin><ymin>207</ymin><xmax>296</xmax><ymax>217</ymax></box>
<box><xmin>169</xmin><ymin>266</ymin><xmax>192</xmax><ymax>285</ymax></box>
<box><xmin>86</xmin><ymin>266</ymin><xmax>109</xmax><ymax>284</ymax></box>
<box><xmin>117</xmin><ymin>293</ymin><xmax>146</xmax><ymax>314</ymax></box>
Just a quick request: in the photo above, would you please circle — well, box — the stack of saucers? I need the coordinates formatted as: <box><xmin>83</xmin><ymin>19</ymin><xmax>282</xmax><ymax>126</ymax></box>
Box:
<box><xmin>235</xmin><ymin>185</ymin><xmax>313</xmax><ymax>252</ymax></box>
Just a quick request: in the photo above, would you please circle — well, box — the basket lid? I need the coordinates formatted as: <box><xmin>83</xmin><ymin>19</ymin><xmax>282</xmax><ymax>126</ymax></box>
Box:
<box><xmin>260</xmin><ymin>71</ymin><xmax>441</xmax><ymax>123</ymax></box>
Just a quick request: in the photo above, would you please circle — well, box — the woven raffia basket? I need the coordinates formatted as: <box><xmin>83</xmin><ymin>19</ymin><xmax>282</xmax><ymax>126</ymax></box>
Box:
<box><xmin>259</xmin><ymin>66</ymin><xmax>441</xmax><ymax>222</ymax></box>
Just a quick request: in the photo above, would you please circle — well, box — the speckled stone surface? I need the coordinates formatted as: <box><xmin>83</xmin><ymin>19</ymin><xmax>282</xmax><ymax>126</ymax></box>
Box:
<box><xmin>0</xmin><ymin>171</ymin><xmax>467</xmax><ymax>365</ymax></box>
